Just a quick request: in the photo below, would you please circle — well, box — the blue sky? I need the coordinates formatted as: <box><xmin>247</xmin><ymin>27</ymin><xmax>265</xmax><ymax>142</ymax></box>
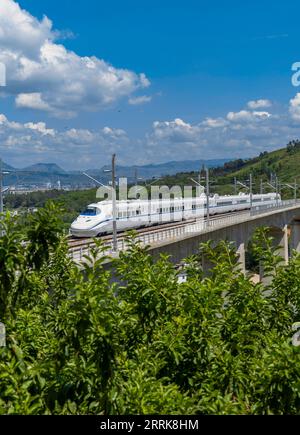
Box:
<box><xmin>0</xmin><ymin>0</ymin><xmax>300</xmax><ymax>169</ymax></box>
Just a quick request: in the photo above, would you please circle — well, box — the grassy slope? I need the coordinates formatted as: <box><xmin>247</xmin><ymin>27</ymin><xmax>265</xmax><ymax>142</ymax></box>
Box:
<box><xmin>160</xmin><ymin>146</ymin><xmax>300</xmax><ymax>197</ymax></box>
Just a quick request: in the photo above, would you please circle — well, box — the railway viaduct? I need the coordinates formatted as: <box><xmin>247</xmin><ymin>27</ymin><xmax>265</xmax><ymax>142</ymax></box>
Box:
<box><xmin>146</xmin><ymin>202</ymin><xmax>300</xmax><ymax>276</ymax></box>
<box><xmin>70</xmin><ymin>201</ymin><xmax>300</xmax><ymax>278</ymax></box>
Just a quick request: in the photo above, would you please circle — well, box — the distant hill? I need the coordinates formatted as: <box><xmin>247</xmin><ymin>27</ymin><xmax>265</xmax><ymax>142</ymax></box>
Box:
<box><xmin>2</xmin><ymin>144</ymin><xmax>300</xmax><ymax>199</ymax></box>
<box><xmin>22</xmin><ymin>163</ymin><xmax>66</xmax><ymax>174</ymax></box>
<box><xmin>1</xmin><ymin>161</ymin><xmax>15</xmax><ymax>171</ymax></box>
<box><xmin>217</xmin><ymin>146</ymin><xmax>299</xmax><ymax>183</ymax></box>
<box><xmin>1</xmin><ymin>158</ymin><xmax>231</xmax><ymax>187</ymax></box>
<box><xmin>158</xmin><ymin>141</ymin><xmax>300</xmax><ymax>198</ymax></box>
<box><xmin>1</xmin><ymin>162</ymin><xmax>85</xmax><ymax>188</ymax></box>
<box><xmin>88</xmin><ymin>159</ymin><xmax>230</xmax><ymax>180</ymax></box>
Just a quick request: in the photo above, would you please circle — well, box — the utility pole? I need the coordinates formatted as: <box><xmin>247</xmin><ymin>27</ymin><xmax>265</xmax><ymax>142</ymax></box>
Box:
<box><xmin>282</xmin><ymin>179</ymin><xmax>298</xmax><ymax>205</ymax></box>
<box><xmin>135</xmin><ymin>168</ymin><xmax>138</xmax><ymax>193</ymax></box>
<box><xmin>234</xmin><ymin>177</ymin><xmax>237</xmax><ymax>196</ymax></box>
<box><xmin>199</xmin><ymin>165</ymin><xmax>203</xmax><ymax>186</ymax></box>
<box><xmin>112</xmin><ymin>154</ymin><xmax>118</xmax><ymax>253</ymax></box>
<box><xmin>275</xmin><ymin>175</ymin><xmax>279</xmax><ymax>207</ymax></box>
<box><xmin>191</xmin><ymin>168</ymin><xmax>211</xmax><ymax>224</ymax></box>
<box><xmin>249</xmin><ymin>173</ymin><xmax>253</xmax><ymax>208</ymax></box>
<box><xmin>206</xmin><ymin>167</ymin><xmax>210</xmax><ymax>227</ymax></box>
<box><xmin>0</xmin><ymin>159</ymin><xmax>3</xmax><ymax>214</ymax></box>
<box><xmin>83</xmin><ymin>160</ymin><xmax>118</xmax><ymax>251</ymax></box>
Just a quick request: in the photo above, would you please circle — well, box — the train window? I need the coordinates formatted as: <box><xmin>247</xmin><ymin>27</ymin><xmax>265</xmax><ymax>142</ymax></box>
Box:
<box><xmin>81</xmin><ymin>207</ymin><xmax>99</xmax><ymax>216</ymax></box>
<box><xmin>192</xmin><ymin>205</ymin><xmax>196</xmax><ymax>210</ymax></box>
<box><xmin>136</xmin><ymin>210</ymin><xmax>141</xmax><ymax>215</ymax></box>
<box><xmin>217</xmin><ymin>202</ymin><xmax>232</xmax><ymax>207</ymax></box>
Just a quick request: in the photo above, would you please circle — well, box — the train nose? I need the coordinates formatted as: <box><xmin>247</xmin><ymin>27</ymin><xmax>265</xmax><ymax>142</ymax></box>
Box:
<box><xmin>71</xmin><ymin>217</ymin><xmax>96</xmax><ymax>230</ymax></box>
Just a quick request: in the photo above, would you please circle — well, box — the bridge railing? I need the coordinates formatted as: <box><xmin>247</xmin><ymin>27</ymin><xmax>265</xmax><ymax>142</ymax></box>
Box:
<box><xmin>69</xmin><ymin>200</ymin><xmax>300</xmax><ymax>263</ymax></box>
<box><xmin>250</xmin><ymin>199</ymin><xmax>299</xmax><ymax>216</ymax></box>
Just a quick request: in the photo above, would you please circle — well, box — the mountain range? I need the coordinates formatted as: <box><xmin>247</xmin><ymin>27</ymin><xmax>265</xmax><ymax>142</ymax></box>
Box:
<box><xmin>2</xmin><ymin>159</ymin><xmax>230</xmax><ymax>188</ymax></box>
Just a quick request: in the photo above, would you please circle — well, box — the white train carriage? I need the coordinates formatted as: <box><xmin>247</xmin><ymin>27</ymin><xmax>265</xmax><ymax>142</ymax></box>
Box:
<box><xmin>70</xmin><ymin>192</ymin><xmax>280</xmax><ymax>238</ymax></box>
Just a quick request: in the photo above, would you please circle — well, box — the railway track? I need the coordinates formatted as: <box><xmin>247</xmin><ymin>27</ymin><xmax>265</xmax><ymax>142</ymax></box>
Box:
<box><xmin>68</xmin><ymin>218</ymin><xmax>198</xmax><ymax>248</ymax></box>
<box><xmin>67</xmin><ymin>201</ymin><xmax>300</xmax><ymax>262</ymax></box>
<box><xmin>68</xmin><ymin>210</ymin><xmax>250</xmax><ymax>250</ymax></box>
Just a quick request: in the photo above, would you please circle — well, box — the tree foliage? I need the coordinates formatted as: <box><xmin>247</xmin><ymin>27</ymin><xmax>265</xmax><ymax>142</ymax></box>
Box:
<box><xmin>1</xmin><ymin>205</ymin><xmax>300</xmax><ymax>414</ymax></box>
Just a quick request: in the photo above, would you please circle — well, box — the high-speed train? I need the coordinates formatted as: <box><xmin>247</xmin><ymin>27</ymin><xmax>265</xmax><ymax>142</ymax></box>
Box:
<box><xmin>70</xmin><ymin>192</ymin><xmax>280</xmax><ymax>238</ymax></box>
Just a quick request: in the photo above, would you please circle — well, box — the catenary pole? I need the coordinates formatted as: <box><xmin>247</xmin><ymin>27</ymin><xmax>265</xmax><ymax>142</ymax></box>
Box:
<box><xmin>206</xmin><ymin>167</ymin><xmax>210</xmax><ymax>227</ymax></box>
<box><xmin>112</xmin><ymin>154</ymin><xmax>118</xmax><ymax>252</ymax></box>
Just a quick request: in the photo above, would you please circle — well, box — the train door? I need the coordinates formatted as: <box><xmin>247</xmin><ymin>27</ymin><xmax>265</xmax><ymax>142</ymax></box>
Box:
<box><xmin>170</xmin><ymin>195</ymin><xmax>175</xmax><ymax>222</ymax></box>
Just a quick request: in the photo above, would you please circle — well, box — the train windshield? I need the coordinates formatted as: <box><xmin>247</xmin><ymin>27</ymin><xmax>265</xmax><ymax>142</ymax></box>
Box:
<box><xmin>80</xmin><ymin>207</ymin><xmax>100</xmax><ymax>216</ymax></box>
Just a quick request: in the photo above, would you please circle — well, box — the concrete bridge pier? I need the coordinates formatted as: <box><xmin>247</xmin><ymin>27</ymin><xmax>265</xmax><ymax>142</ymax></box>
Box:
<box><xmin>201</xmin><ymin>242</ymin><xmax>246</xmax><ymax>277</ymax></box>
<box><xmin>290</xmin><ymin>221</ymin><xmax>300</xmax><ymax>253</ymax></box>
<box><xmin>236</xmin><ymin>243</ymin><xmax>246</xmax><ymax>276</ymax></box>
<box><xmin>141</xmin><ymin>203</ymin><xmax>300</xmax><ymax>282</ymax></box>
<box><xmin>201</xmin><ymin>253</ymin><xmax>215</xmax><ymax>277</ymax></box>
<box><xmin>259</xmin><ymin>225</ymin><xmax>289</xmax><ymax>283</ymax></box>
<box><xmin>272</xmin><ymin>225</ymin><xmax>289</xmax><ymax>266</ymax></box>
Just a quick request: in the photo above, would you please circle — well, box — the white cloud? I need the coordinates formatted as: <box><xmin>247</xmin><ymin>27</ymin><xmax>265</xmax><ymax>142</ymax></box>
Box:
<box><xmin>0</xmin><ymin>113</ymin><xmax>129</xmax><ymax>168</ymax></box>
<box><xmin>247</xmin><ymin>99</ymin><xmax>272</xmax><ymax>109</ymax></box>
<box><xmin>289</xmin><ymin>93</ymin><xmax>300</xmax><ymax>122</ymax></box>
<box><xmin>144</xmin><ymin>101</ymin><xmax>300</xmax><ymax>162</ymax></box>
<box><xmin>150</xmin><ymin>118</ymin><xmax>201</xmax><ymax>143</ymax></box>
<box><xmin>201</xmin><ymin>117</ymin><xmax>228</xmax><ymax>128</ymax></box>
<box><xmin>128</xmin><ymin>95</ymin><xmax>152</xmax><ymax>105</ymax></box>
<box><xmin>227</xmin><ymin>110</ymin><xmax>271</xmax><ymax>122</ymax></box>
<box><xmin>24</xmin><ymin>121</ymin><xmax>55</xmax><ymax>136</ymax></box>
<box><xmin>2</xmin><ymin>95</ymin><xmax>300</xmax><ymax>168</ymax></box>
<box><xmin>16</xmin><ymin>93</ymin><xmax>52</xmax><ymax>111</ymax></box>
<box><xmin>0</xmin><ymin>0</ymin><xmax>150</xmax><ymax>118</ymax></box>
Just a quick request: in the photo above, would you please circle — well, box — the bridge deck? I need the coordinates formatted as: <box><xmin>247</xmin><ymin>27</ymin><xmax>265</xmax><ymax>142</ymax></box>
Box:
<box><xmin>69</xmin><ymin>200</ymin><xmax>300</xmax><ymax>264</ymax></box>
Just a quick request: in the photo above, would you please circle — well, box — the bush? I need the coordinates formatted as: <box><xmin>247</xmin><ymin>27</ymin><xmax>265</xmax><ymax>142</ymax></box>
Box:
<box><xmin>0</xmin><ymin>205</ymin><xmax>300</xmax><ymax>414</ymax></box>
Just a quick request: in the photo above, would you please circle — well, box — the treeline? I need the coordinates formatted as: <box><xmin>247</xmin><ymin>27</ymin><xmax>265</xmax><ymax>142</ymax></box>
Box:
<box><xmin>5</xmin><ymin>189</ymin><xmax>97</xmax><ymax>211</ymax></box>
<box><xmin>5</xmin><ymin>189</ymin><xmax>98</xmax><ymax>227</ymax></box>
<box><xmin>160</xmin><ymin>139</ymin><xmax>300</xmax><ymax>194</ymax></box>
<box><xmin>0</xmin><ymin>203</ymin><xmax>300</xmax><ymax>414</ymax></box>
<box><xmin>287</xmin><ymin>139</ymin><xmax>300</xmax><ymax>154</ymax></box>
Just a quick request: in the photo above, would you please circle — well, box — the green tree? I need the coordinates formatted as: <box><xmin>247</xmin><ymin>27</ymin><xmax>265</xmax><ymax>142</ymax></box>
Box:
<box><xmin>1</xmin><ymin>208</ymin><xmax>300</xmax><ymax>414</ymax></box>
